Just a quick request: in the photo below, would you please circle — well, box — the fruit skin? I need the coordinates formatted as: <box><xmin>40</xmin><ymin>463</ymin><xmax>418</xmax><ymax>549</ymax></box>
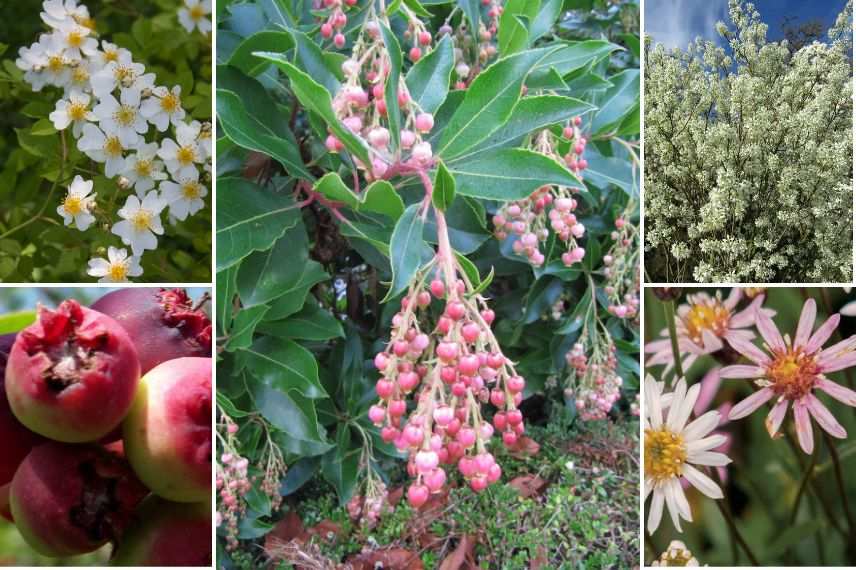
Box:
<box><xmin>123</xmin><ymin>357</ymin><xmax>212</xmax><ymax>502</ymax></box>
<box><xmin>111</xmin><ymin>497</ymin><xmax>211</xmax><ymax>566</ymax></box>
<box><xmin>0</xmin><ymin>332</ymin><xmax>47</xmax><ymax>521</ymax></box>
<box><xmin>91</xmin><ymin>288</ymin><xmax>212</xmax><ymax>374</ymax></box>
<box><xmin>5</xmin><ymin>300</ymin><xmax>141</xmax><ymax>442</ymax></box>
<box><xmin>9</xmin><ymin>442</ymin><xmax>149</xmax><ymax>557</ymax></box>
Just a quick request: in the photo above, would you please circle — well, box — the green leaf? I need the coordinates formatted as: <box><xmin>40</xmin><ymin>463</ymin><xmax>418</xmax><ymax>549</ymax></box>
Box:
<box><xmin>253</xmin><ymin>52</ymin><xmax>371</xmax><ymax>165</ymax></box>
<box><xmin>437</xmin><ymin>47</ymin><xmax>558</xmax><ymax>159</ymax></box>
<box><xmin>263</xmin><ymin>262</ymin><xmax>330</xmax><ymax>320</ymax></box>
<box><xmin>257</xmin><ymin>302</ymin><xmax>345</xmax><ymax>341</ymax></box>
<box><xmin>290</xmin><ymin>29</ymin><xmax>340</xmax><ymax>96</ymax></box>
<box><xmin>405</xmin><ymin>34</ymin><xmax>454</xmax><ymax>115</ymax></box>
<box><xmin>380</xmin><ymin>23</ymin><xmax>402</xmax><ymax>153</ymax></box>
<box><xmin>402</xmin><ymin>0</ymin><xmax>432</xmax><ymax>18</ymax></box>
<box><xmin>216</xmin><ymin>266</ymin><xmax>237</xmax><ymax>336</ymax></box>
<box><xmin>472</xmin><ymin>266</ymin><xmax>494</xmax><ymax>294</ymax></box>
<box><xmin>457</xmin><ymin>0</ymin><xmax>481</xmax><ymax>44</ymax></box>
<box><xmin>0</xmin><ymin>311</ymin><xmax>35</xmax><ymax>334</ymax></box>
<box><xmin>224</xmin><ymin>305</ymin><xmax>269</xmax><ymax>351</ymax></box>
<box><xmin>454</xmin><ymin>251</ymin><xmax>480</xmax><ymax>286</ymax></box>
<box><xmin>258</xmin><ymin>386</ymin><xmax>334</xmax><ymax>456</ymax></box>
<box><xmin>384</xmin><ymin>203</ymin><xmax>426</xmax><ymax>302</ymax></box>
<box><xmin>216</xmin><ymin>89</ymin><xmax>313</xmax><ymax>181</ymax></box>
<box><xmin>448</xmin><ymin>148</ymin><xmax>583</xmax><ymax>200</ymax></box>
<box><xmin>315</xmin><ymin>172</ymin><xmax>359</xmax><ymax>208</ymax></box>
<box><xmin>321</xmin><ymin>424</ymin><xmax>360</xmax><ymax>504</ymax></box>
<box><xmin>422</xmin><ymin>195</ymin><xmax>489</xmax><ymax>254</ymax></box>
<box><xmin>258</xmin><ymin>0</ymin><xmax>296</xmax><ymax>28</ymax></box>
<box><xmin>216</xmin><ymin>177</ymin><xmax>302</xmax><ymax>271</ymax></box>
<box><xmin>498</xmin><ymin>14</ymin><xmax>529</xmax><ymax>55</ymax></box>
<box><xmin>591</xmin><ymin>69</ymin><xmax>639</xmax><ymax>136</ymax></box>
<box><xmin>528</xmin><ymin>40</ymin><xmax>622</xmax><ymax>83</ymax></box>
<box><xmin>432</xmin><ymin>161</ymin><xmax>456</xmax><ymax>211</ymax></box>
<box><xmin>243</xmin><ymin>337</ymin><xmax>327</xmax><ymax>399</ymax></box>
<box><xmin>583</xmin><ymin>152</ymin><xmax>635</xmax><ymax>195</ymax></box>
<box><xmin>361</xmin><ymin>180</ymin><xmax>405</xmax><ymax>220</ymax></box>
<box><xmin>451</xmin><ymin>94</ymin><xmax>595</xmax><ymax>162</ymax></box>
<box><xmin>227</xmin><ymin>31</ymin><xmax>294</xmax><ymax>76</ymax></box>
<box><xmin>529</xmin><ymin>0</ymin><xmax>562</xmax><ymax>43</ymax></box>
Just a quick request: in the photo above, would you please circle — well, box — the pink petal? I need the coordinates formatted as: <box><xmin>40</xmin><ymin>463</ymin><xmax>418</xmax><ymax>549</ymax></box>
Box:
<box><xmin>793</xmin><ymin>401</ymin><xmax>814</xmax><ymax>454</ymax></box>
<box><xmin>815</xmin><ymin>377</ymin><xmax>856</xmax><ymax>407</ymax></box>
<box><xmin>806</xmin><ymin>394</ymin><xmax>846</xmax><ymax>439</ymax></box>
<box><xmin>729</xmin><ymin>295</ymin><xmax>764</xmax><ymax>328</ymax></box>
<box><xmin>755</xmin><ymin>308</ymin><xmax>785</xmax><ymax>351</ymax></box>
<box><xmin>728</xmin><ymin>335</ymin><xmax>771</xmax><ymax>365</ymax></box>
<box><xmin>724</xmin><ymin>288</ymin><xmax>742</xmax><ymax>310</ymax></box>
<box><xmin>700</xmin><ymin>329</ymin><xmax>724</xmax><ymax>353</ymax></box>
<box><xmin>719</xmin><ymin>365</ymin><xmax>765</xmax><ymax>379</ymax></box>
<box><xmin>729</xmin><ymin>387</ymin><xmax>774</xmax><ymax>420</ymax></box>
<box><xmin>805</xmin><ymin>313</ymin><xmax>841</xmax><ymax>354</ymax></box>
<box><xmin>794</xmin><ymin>298</ymin><xmax>816</xmax><ymax>348</ymax></box>
<box><xmin>765</xmin><ymin>398</ymin><xmax>788</xmax><ymax>438</ymax></box>
<box><xmin>819</xmin><ymin>352</ymin><xmax>856</xmax><ymax>373</ymax></box>
<box><xmin>694</xmin><ymin>367</ymin><xmax>722</xmax><ymax>415</ymax></box>
<box><xmin>817</xmin><ymin>335</ymin><xmax>856</xmax><ymax>365</ymax></box>
<box><xmin>645</xmin><ymin>339</ymin><xmax>673</xmax><ymax>354</ymax></box>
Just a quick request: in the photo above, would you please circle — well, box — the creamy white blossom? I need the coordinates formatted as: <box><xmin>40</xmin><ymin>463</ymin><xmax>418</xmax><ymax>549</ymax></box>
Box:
<box><xmin>178</xmin><ymin>0</ymin><xmax>212</xmax><ymax>35</ymax></box>
<box><xmin>87</xmin><ymin>246</ymin><xmax>143</xmax><ymax>283</ymax></box>
<box><xmin>158</xmin><ymin>120</ymin><xmax>203</xmax><ymax>179</ymax></box>
<box><xmin>90</xmin><ymin>51</ymin><xmax>155</xmax><ymax>96</ymax></box>
<box><xmin>123</xmin><ymin>142</ymin><xmax>168</xmax><ymax>195</ymax></box>
<box><xmin>41</xmin><ymin>0</ymin><xmax>90</xmax><ymax>30</ymax></box>
<box><xmin>49</xmin><ymin>90</ymin><xmax>95</xmax><ymax>137</ymax></box>
<box><xmin>161</xmin><ymin>168</ymin><xmax>207</xmax><ymax>220</ymax></box>
<box><xmin>78</xmin><ymin>123</ymin><xmax>130</xmax><ymax>178</ymax></box>
<box><xmin>112</xmin><ymin>191</ymin><xmax>167</xmax><ymax>255</ymax></box>
<box><xmin>53</xmin><ymin>20</ymin><xmax>97</xmax><ymax>59</ymax></box>
<box><xmin>140</xmin><ymin>85</ymin><xmax>186</xmax><ymax>131</ymax></box>
<box><xmin>93</xmin><ymin>87</ymin><xmax>147</xmax><ymax>147</ymax></box>
<box><xmin>56</xmin><ymin>175</ymin><xmax>96</xmax><ymax>231</ymax></box>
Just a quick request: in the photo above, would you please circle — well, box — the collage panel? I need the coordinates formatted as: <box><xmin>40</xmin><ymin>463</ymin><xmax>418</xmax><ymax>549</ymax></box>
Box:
<box><xmin>0</xmin><ymin>0</ymin><xmax>212</xmax><ymax>284</ymax></box>
<box><xmin>0</xmin><ymin>286</ymin><xmax>212</xmax><ymax>566</ymax></box>
<box><xmin>643</xmin><ymin>286</ymin><xmax>856</xmax><ymax>566</ymax></box>
<box><xmin>215</xmin><ymin>0</ymin><xmax>641</xmax><ymax>567</ymax></box>
<box><xmin>643</xmin><ymin>0</ymin><xmax>853</xmax><ymax>284</ymax></box>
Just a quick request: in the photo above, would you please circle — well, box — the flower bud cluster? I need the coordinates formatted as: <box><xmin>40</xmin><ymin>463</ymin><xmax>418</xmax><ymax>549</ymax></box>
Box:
<box><xmin>561</xmin><ymin>116</ymin><xmax>589</xmax><ymax>173</ymax></box>
<box><xmin>564</xmin><ymin>340</ymin><xmax>622</xmax><ymax>421</ymax></box>
<box><xmin>369</xmin><ymin>262</ymin><xmax>526</xmax><ymax>507</ymax></box>
<box><xmin>492</xmin><ymin>129</ymin><xmax>587</xmax><ymax>267</ymax></box>
<box><xmin>603</xmin><ymin>212</ymin><xmax>640</xmax><ymax>319</ymax></box>
<box><xmin>443</xmin><ymin>2</ymin><xmax>502</xmax><ymax>90</ymax></box>
<box><xmin>346</xmin><ymin>478</ymin><xmax>391</xmax><ymax>528</ymax></box>
<box><xmin>315</xmin><ymin>0</ymin><xmax>359</xmax><ymax>48</ymax></box>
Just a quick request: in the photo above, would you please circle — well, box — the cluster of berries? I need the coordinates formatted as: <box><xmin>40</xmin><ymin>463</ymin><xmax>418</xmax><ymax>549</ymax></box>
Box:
<box><xmin>346</xmin><ymin>478</ymin><xmax>392</xmax><ymax>528</ymax></box>
<box><xmin>565</xmin><ymin>340</ymin><xmax>623</xmax><ymax>421</ymax></box>
<box><xmin>603</xmin><ymin>213</ymin><xmax>640</xmax><ymax>320</ymax></box>
<box><xmin>316</xmin><ymin>0</ymin><xmax>359</xmax><ymax>48</ymax></box>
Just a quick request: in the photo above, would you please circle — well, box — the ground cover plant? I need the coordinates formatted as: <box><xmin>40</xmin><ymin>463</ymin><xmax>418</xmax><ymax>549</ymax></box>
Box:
<box><xmin>644</xmin><ymin>0</ymin><xmax>853</xmax><ymax>283</ymax></box>
<box><xmin>0</xmin><ymin>0</ymin><xmax>212</xmax><ymax>283</ymax></box>
<box><xmin>215</xmin><ymin>0</ymin><xmax>641</xmax><ymax>567</ymax></box>
<box><xmin>644</xmin><ymin>287</ymin><xmax>856</xmax><ymax>566</ymax></box>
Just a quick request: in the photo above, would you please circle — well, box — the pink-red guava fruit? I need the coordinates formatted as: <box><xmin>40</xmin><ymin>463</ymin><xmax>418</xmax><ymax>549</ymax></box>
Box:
<box><xmin>91</xmin><ymin>288</ymin><xmax>212</xmax><ymax>374</ymax></box>
<box><xmin>110</xmin><ymin>497</ymin><xmax>211</xmax><ymax>566</ymax></box>
<box><xmin>9</xmin><ymin>441</ymin><xmax>149</xmax><ymax>556</ymax></box>
<box><xmin>122</xmin><ymin>357</ymin><xmax>212</xmax><ymax>502</ymax></box>
<box><xmin>0</xmin><ymin>332</ymin><xmax>47</xmax><ymax>521</ymax></box>
<box><xmin>4</xmin><ymin>300</ymin><xmax>141</xmax><ymax>442</ymax></box>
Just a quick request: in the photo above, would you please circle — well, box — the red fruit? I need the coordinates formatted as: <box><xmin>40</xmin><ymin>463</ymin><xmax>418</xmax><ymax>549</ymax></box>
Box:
<box><xmin>334</xmin><ymin>33</ymin><xmax>346</xmax><ymax>48</ymax></box>
<box><xmin>376</xmin><ymin>379</ymin><xmax>394</xmax><ymax>399</ymax></box>
<box><xmin>5</xmin><ymin>300</ymin><xmax>141</xmax><ymax>442</ymax></box>
<box><xmin>409</xmin><ymin>46</ymin><xmax>422</xmax><ymax>61</ymax></box>
<box><xmin>430</xmin><ymin>279</ymin><xmax>445</xmax><ymax>298</ymax></box>
<box><xmin>111</xmin><ymin>497</ymin><xmax>211</xmax><ymax>566</ymax></box>
<box><xmin>321</xmin><ymin>22</ymin><xmax>333</xmax><ymax>38</ymax></box>
<box><xmin>418</xmin><ymin>31</ymin><xmax>432</xmax><ymax>46</ymax></box>
<box><xmin>123</xmin><ymin>357</ymin><xmax>212</xmax><ymax>502</ymax></box>
<box><xmin>506</xmin><ymin>409</ymin><xmax>523</xmax><ymax>425</ymax></box>
<box><xmin>445</xmin><ymin>301</ymin><xmax>465</xmax><ymax>320</ymax></box>
<box><xmin>407</xmin><ymin>484</ymin><xmax>429</xmax><ymax>508</ymax></box>
<box><xmin>91</xmin><ymin>288</ymin><xmax>211</xmax><ymax>374</ymax></box>
<box><xmin>10</xmin><ymin>442</ymin><xmax>149</xmax><ymax>556</ymax></box>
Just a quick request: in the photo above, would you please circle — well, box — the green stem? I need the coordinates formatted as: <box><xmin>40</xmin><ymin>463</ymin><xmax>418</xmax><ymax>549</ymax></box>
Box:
<box><xmin>663</xmin><ymin>299</ymin><xmax>684</xmax><ymax>382</ymax></box>
<box><xmin>824</xmin><ymin>431</ymin><xmax>855</xmax><ymax>536</ymax></box>
<box><xmin>710</xmin><ymin>468</ymin><xmax>760</xmax><ymax>565</ymax></box>
<box><xmin>789</xmin><ymin>440</ymin><xmax>818</xmax><ymax>525</ymax></box>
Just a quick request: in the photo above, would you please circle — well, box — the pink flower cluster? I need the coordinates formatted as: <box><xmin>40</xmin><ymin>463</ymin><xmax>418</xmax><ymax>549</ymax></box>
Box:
<box><xmin>603</xmin><ymin>214</ymin><xmax>640</xmax><ymax>319</ymax></box>
<box><xmin>346</xmin><ymin>479</ymin><xmax>391</xmax><ymax>528</ymax></box>
<box><xmin>369</xmin><ymin>265</ymin><xmax>526</xmax><ymax>508</ymax></box>
<box><xmin>562</xmin><ymin>116</ymin><xmax>589</xmax><ymax>173</ymax></box>
<box><xmin>565</xmin><ymin>340</ymin><xmax>623</xmax><ymax>420</ymax></box>
<box><xmin>316</xmin><ymin>0</ymin><xmax>359</xmax><ymax>49</ymax></box>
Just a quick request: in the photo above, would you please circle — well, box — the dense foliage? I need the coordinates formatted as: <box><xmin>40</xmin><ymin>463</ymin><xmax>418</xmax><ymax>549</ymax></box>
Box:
<box><xmin>215</xmin><ymin>0</ymin><xmax>640</xmax><ymax>567</ymax></box>
<box><xmin>644</xmin><ymin>0</ymin><xmax>853</xmax><ymax>283</ymax></box>
<box><xmin>0</xmin><ymin>0</ymin><xmax>212</xmax><ymax>283</ymax></box>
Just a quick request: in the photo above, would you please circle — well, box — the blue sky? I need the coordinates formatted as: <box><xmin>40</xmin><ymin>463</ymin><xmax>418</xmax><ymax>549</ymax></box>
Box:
<box><xmin>645</xmin><ymin>0</ymin><xmax>849</xmax><ymax>49</ymax></box>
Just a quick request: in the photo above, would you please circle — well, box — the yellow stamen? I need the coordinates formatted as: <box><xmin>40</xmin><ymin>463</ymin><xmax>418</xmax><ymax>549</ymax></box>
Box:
<box><xmin>72</xmin><ymin>66</ymin><xmax>89</xmax><ymax>84</ymax></box>
<box><xmin>181</xmin><ymin>181</ymin><xmax>202</xmax><ymax>200</ymax></box>
<box><xmin>683</xmin><ymin>301</ymin><xmax>731</xmax><ymax>346</ymax></box>
<box><xmin>644</xmin><ymin>428</ymin><xmax>686</xmax><ymax>482</ymax></box>
<box><xmin>67</xmin><ymin>30</ymin><xmax>83</xmax><ymax>48</ymax></box>
<box><xmin>189</xmin><ymin>4</ymin><xmax>206</xmax><ymax>20</ymax></box>
<box><xmin>104</xmin><ymin>136</ymin><xmax>123</xmax><ymax>156</ymax></box>
<box><xmin>176</xmin><ymin>146</ymin><xmax>196</xmax><ymax>165</ymax></box>
<box><xmin>766</xmin><ymin>348</ymin><xmax>819</xmax><ymax>400</ymax></box>
<box><xmin>114</xmin><ymin>105</ymin><xmax>136</xmax><ymax>126</ymax></box>
<box><xmin>131</xmin><ymin>210</ymin><xmax>152</xmax><ymax>231</ymax></box>
<box><xmin>134</xmin><ymin>159</ymin><xmax>153</xmax><ymax>177</ymax></box>
<box><xmin>68</xmin><ymin>102</ymin><xmax>88</xmax><ymax>121</ymax></box>
<box><xmin>63</xmin><ymin>195</ymin><xmax>83</xmax><ymax>215</ymax></box>
<box><xmin>103</xmin><ymin>49</ymin><xmax>118</xmax><ymax>63</ymax></box>
<box><xmin>47</xmin><ymin>55</ymin><xmax>65</xmax><ymax>73</ymax></box>
<box><xmin>160</xmin><ymin>92</ymin><xmax>180</xmax><ymax>113</ymax></box>
<box><xmin>108</xmin><ymin>262</ymin><xmax>128</xmax><ymax>281</ymax></box>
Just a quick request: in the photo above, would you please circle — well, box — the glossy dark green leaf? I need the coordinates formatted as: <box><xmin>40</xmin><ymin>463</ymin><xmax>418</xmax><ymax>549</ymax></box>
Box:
<box><xmin>380</xmin><ymin>22</ymin><xmax>402</xmax><ymax>152</ymax></box>
<box><xmin>499</xmin><ymin>15</ymin><xmax>529</xmax><ymax>55</ymax></box>
<box><xmin>216</xmin><ymin>177</ymin><xmax>302</xmax><ymax>271</ymax></box>
<box><xmin>528</xmin><ymin>40</ymin><xmax>622</xmax><ymax>84</ymax></box>
<box><xmin>263</xmin><ymin>262</ymin><xmax>330</xmax><ymax>320</ymax></box>
<box><xmin>405</xmin><ymin>34</ymin><xmax>454</xmax><ymax>115</ymax></box>
<box><xmin>423</xmin><ymin>195</ymin><xmax>489</xmax><ymax>254</ymax></box>
<box><xmin>280</xmin><ymin>456</ymin><xmax>321</xmax><ymax>496</ymax></box>
<box><xmin>457</xmin><ymin>0</ymin><xmax>481</xmax><ymax>43</ymax></box>
<box><xmin>529</xmin><ymin>0</ymin><xmax>562</xmax><ymax>43</ymax></box>
<box><xmin>591</xmin><ymin>69</ymin><xmax>639</xmax><ymax>135</ymax></box>
<box><xmin>361</xmin><ymin>180</ymin><xmax>405</xmax><ymax>220</ymax></box>
<box><xmin>216</xmin><ymin>266</ymin><xmax>237</xmax><ymax>336</ymax></box>
<box><xmin>583</xmin><ymin>152</ymin><xmax>635</xmax><ymax>195</ymax></box>
<box><xmin>227</xmin><ymin>31</ymin><xmax>294</xmax><ymax>76</ymax></box>
<box><xmin>321</xmin><ymin>424</ymin><xmax>360</xmax><ymax>504</ymax></box>
<box><xmin>290</xmin><ymin>29</ymin><xmax>340</xmax><ymax>98</ymax></box>
<box><xmin>244</xmin><ymin>336</ymin><xmax>326</xmax><ymax>398</ymax></box>
<box><xmin>224</xmin><ymin>305</ymin><xmax>269</xmax><ymax>351</ymax></box>
<box><xmin>253</xmin><ymin>385</ymin><xmax>334</xmax><ymax>456</ymax></box>
<box><xmin>384</xmin><ymin>202</ymin><xmax>426</xmax><ymax>301</ymax></box>
<box><xmin>257</xmin><ymin>302</ymin><xmax>345</xmax><ymax>341</ymax></box>
<box><xmin>432</xmin><ymin>161</ymin><xmax>456</xmax><ymax>211</ymax></box>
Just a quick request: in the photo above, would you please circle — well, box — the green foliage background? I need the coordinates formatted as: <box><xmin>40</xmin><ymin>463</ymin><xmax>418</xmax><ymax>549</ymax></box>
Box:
<box><xmin>0</xmin><ymin>0</ymin><xmax>212</xmax><ymax>283</ymax></box>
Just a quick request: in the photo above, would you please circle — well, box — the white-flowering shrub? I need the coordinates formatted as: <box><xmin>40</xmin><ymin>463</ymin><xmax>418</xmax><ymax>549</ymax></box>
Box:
<box><xmin>644</xmin><ymin>0</ymin><xmax>852</xmax><ymax>283</ymax></box>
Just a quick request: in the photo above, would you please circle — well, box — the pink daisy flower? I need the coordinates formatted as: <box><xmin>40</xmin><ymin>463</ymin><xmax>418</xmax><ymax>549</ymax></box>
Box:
<box><xmin>646</xmin><ymin>289</ymin><xmax>773</xmax><ymax>373</ymax></box>
<box><xmin>721</xmin><ymin>298</ymin><xmax>856</xmax><ymax>454</ymax></box>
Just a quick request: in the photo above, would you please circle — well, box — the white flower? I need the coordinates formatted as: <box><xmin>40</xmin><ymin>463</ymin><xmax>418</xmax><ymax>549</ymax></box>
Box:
<box><xmin>93</xmin><ymin>87</ymin><xmax>147</xmax><ymax>147</ymax></box>
<box><xmin>178</xmin><ymin>0</ymin><xmax>212</xmax><ymax>35</ymax></box>
<box><xmin>87</xmin><ymin>247</ymin><xmax>142</xmax><ymax>283</ymax></box>
<box><xmin>140</xmin><ymin>85</ymin><xmax>186</xmax><ymax>131</ymax></box>
<box><xmin>78</xmin><ymin>123</ymin><xmax>129</xmax><ymax>178</ymax></box>
<box><xmin>161</xmin><ymin>169</ymin><xmax>207</xmax><ymax>220</ymax></box>
<box><xmin>54</xmin><ymin>21</ymin><xmax>97</xmax><ymax>59</ymax></box>
<box><xmin>198</xmin><ymin>122</ymin><xmax>212</xmax><ymax>160</ymax></box>
<box><xmin>41</xmin><ymin>0</ymin><xmax>90</xmax><ymax>30</ymax></box>
<box><xmin>56</xmin><ymin>175</ymin><xmax>96</xmax><ymax>231</ymax></box>
<box><xmin>92</xmin><ymin>40</ymin><xmax>132</xmax><ymax>68</ymax></box>
<box><xmin>64</xmin><ymin>58</ymin><xmax>96</xmax><ymax>95</ymax></box>
<box><xmin>17</xmin><ymin>35</ymin><xmax>71</xmax><ymax>91</ymax></box>
<box><xmin>112</xmin><ymin>191</ymin><xmax>166</xmax><ymax>255</ymax></box>
<box><xmin>49</xmin><ymin>91</ymin><xmax>94</xmax><ymax>137</ymax></box>
<box><xmin>644</xmin><ymin>375</ymin><xmax>731</xmax><ymax>534</ymax></box>
<box><xmin>158</xmin><ymin>120</ymin><xmax>203</xmax><ymax>178</ymax></box>
<box><xmin>651</xmin><ymin>540</ymin><xmax>700</xmax><ymax>567</ymax></box>
<box><xmin>123</xmin><ymin>143</ymin><xmax>167</xmax><ymax>195</ymax></box>
<box><xmin>90</xmin><ymin>52</ymin><xmax>154</xmax><ymax>96</ymax></box>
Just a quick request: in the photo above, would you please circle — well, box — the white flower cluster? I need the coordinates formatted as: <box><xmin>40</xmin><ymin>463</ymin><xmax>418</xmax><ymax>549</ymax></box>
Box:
<box><xmin>16</xmin><ymin>0</ymin><xmax>211</xmax><ymax>283</ymax></box>
<box><xmin>644</xmin><ymin>0</ymin><xmax>853</xmax><ymax>283</ymax></box>
<box><xmin>178</xmin><ymin>0</ymin><xmax>212</xmax><ymax>35</ymax></box>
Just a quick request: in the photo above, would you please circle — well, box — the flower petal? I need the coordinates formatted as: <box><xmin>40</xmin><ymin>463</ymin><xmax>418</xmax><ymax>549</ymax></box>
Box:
<box><xmin>765</xmin><ymin>398</ymin><xmax>788</xmax><ymax>438</ymax></box>
<box><xmin>682</xmin><ymin>463</ymin><xmax>722</xmax><ymax>499</ymax></box>
<box><xmin>794</xmin><ymin>298</ymin><xmax>817</xmax><ymax>348</ymax></box>
<box><xmin>727</xmin><ymin>335</ymin><xmax>771</xmax><ymax>365</ymax></box>
<box><xmin>793</xmin><ymin>401</ymin><xmax>814</xmax><ymax>454</ymax></box>
<box><xmin>806</xmin><ymin>393</ymin><xmax>846</xmax><ymax>439</ymax></box>
<box><xmin>685</xmin><ymin>434</ymin><xmax>728</xmax><ymax>454</ymax></box>
<box><xmin>664</xmin><ymin>479</ymin><xmax>686</xmax><ymax>532</ymax></box>
<box><xmin>647</xmin><ymin>489</ymin><xmax>664</xmax><ymax>534</ymax></box>
<box><xmin>819</xmin><ymin>352</ymin><xmax>856</xmax><ymax>374</ymax></box>
<box><xmin>719</xmin><ymin>365</ymin><xmax>765</xmax><ymax>379</ymax></box>
<box><xmin>688</xmin><ymin>450</ymin><xmax>732</xmax><ymax>467</ymax></box>
<box><xmin>729</xmin><ymin>387</ymin><xmax>774</xmax><ymax>420</ymax></box>
<box><xmin>815</xmin><ymin>377</ymin><xmax>856</xmax><ymax>407</ymax></box>
<box><xmin>755</xmin><ymin>308</ymin><xmax>785</xmax><ymax>351</ymax></box>
<box><xmin>645</xmin><ymin>375</ymin><xmax>664</xmax><ymax>429</ymax></box>
<box><xmin>805</xmin><ymin>313</ymin><xmax>841</xmax><ymax>354</ymax></box>
<box><xmin>668</xmin><ymin>380</ymin><xmax>699</xmax><ymax>433</ymax></box>
<box><xmin>682</xmin><ymin>410</ymin><xmax>721</xmax><ymax>442</ymax></box>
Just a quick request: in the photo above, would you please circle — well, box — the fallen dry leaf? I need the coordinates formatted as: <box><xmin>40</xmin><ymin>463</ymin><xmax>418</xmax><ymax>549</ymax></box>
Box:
<box><xmin>507</xmin><ymin>436</ymin><xmax>541</xmax><ymax>458</ymax></box>
<box><xmin>348</xmin><ymin>548</ymin><xmax>425</xmax><ymax>570</ymax></box>
<box><xmin>508</xmin><ymin>475</ymin><xmax>549</xmax><ymax>498</ymax></box>
<box><xmin>438</xmin><ymin>534</ymin><xmax>475</xmax><ymax>570</ymax></box>
<box><xmin>307</xmin><ymin>519</ymin><xmax>343</xmax><ymax>542</ymax></box>
<box><xmin>264</xmin><ymin>510</ymin><xmax>307</xmax><ymax>551</ymax></box>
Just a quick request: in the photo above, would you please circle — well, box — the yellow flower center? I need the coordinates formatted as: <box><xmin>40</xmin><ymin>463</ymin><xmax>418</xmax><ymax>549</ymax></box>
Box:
<box><xmin>131</xmin><ymin>210</ymin><xmax>152</xmax><ymax>231</ymax></box>
<box><xmin>63</xmin><ymin>195</ymin><xmax>83</xmax><ymax>215</ymax></box>
<box><xmin>104</xmin><ymin>136</ymin><xmax>123</xmax><ymax>157</ymax></box>
<box><xmin>103</xmin><ymin>49</ymin><xmax>118</xmax><ymax>63</ymax></box>
<box><xmin>160</xmin><ymin>92</ymin><xmax>180</xmax><ymax>113</ymax></box>
<box><xmin>644</xmin><ymin>428</ymin><xmax>686</xmax><ymax>483</ymax></box>
<box><xmin>134</xmin><ymin>159</ymin><xmax>153</xmax><ymax>177</ymax></box>
<box><xmin>190</xmin><ymin>4</ymin><xmax>206</xmax><ymax>20</ymax></box>
<box><xmin>108</xmin><ymin>262</ymin><xmax>128</xmax><ymax>281</ymax></box>
<box><xmin>72</xmin><ymin>66</ymin><xmax>89</xmax><ymax>84</ymax></box>
<box><xmin>766</xmin><ymin>348</ymin><xmax>818</xmax><ymax>400</ymax></box>
<box><xmin>114</xmin><ymin>65</ymin><xmax>134</xmax><ymax>83</ymax></box>
<box><xmin>114</xmin><ymin>105</ymin><xmax>136</xmax><ymax>126</ymax></box>
<box><xmin>47</xmin><ymin>55</ymin><xmax>65</xmax><ymax>73</ymax></box>
<box><xmin>181</xmin><ymin>181</ymin><xmax>202</xmax><ymax>200</ymax></box>
<box><xmin>68</xmin><ymin>102</ymin><xmax>88</xmax><ymax>121</ymax></box>
<box><xmin>67</xmin><ymin>30</ymin><xmax>84</xmax><ymax>48</ymax></box>
<box><xmin>176</xmin><ymin>145</ymin><xmax>196</xmax><ymax>165</ymax></box>
<box><xmin>73</xmin><ymin>15</ymin><xmax>96</xmax><ymax>30</ymax></box>
<box><xmin>659</xmin><ymin>549</ymin><xmax>694</xmax><ymax>567</ymax></box>
<box><xmin>683</xmin><ymin>301</ymin><xmax>730</xmax><ymax>346</ymax></box>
